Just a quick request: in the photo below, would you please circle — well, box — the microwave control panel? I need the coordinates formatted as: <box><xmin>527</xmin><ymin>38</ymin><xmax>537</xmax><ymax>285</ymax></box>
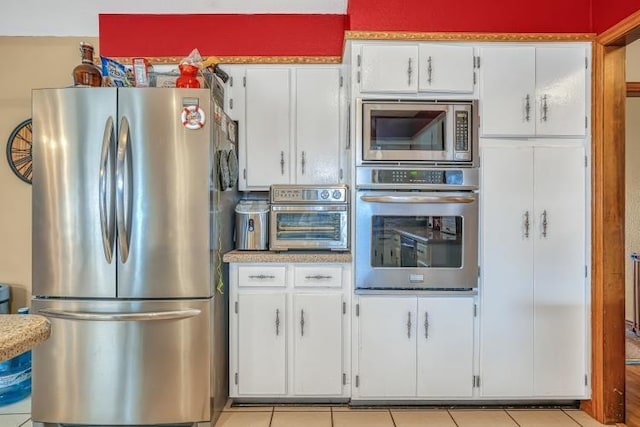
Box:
<box><xmin>454</xmin><ymin>110</ymin><xmax>471</xmax><ymax>160</ymax></box>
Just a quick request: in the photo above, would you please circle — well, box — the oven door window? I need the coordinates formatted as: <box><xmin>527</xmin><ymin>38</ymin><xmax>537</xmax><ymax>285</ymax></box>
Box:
<box><xmin>274</xmin><ymin>212</ymin><xmax>343</xmax><ymax>241</ymax></box>
<box><xmin>370</xmin><ymin>110</ymin><xmax>446</xmax><ymax>152</ymax></box>
<box><xmin>371</xmin><ymin>215</ymin><xmax>462</xmax><ymax>268</ymax></box>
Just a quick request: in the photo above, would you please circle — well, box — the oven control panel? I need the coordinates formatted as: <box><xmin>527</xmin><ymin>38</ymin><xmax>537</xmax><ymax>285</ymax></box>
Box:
<box><xmin>371</xmin><ymin>169</ymin><xmax>464</xmax><ymax>185</ymax></box>
<box><xmin>271</xmin><ymin>185</ymin><xmax>348</xmax><ymax>203</ymax></box>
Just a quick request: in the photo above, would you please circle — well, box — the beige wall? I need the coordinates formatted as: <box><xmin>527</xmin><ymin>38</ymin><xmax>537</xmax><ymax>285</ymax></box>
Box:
<box><xmin>626</xmin><ymin>40</ymin><xmax>640</xmax><ymax>321</ymax></box>
<box><xmin>0</xmin><ymin>36</ymin><xmax>97</xmax><ymax>311</ymax></box>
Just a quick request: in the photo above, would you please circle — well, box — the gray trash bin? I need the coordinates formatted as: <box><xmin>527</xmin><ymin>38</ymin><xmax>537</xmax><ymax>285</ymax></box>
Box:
<box><xmin>0</xmin><ymin>285</ymin><xmax>9</xmax><ymax>314</ymax></box>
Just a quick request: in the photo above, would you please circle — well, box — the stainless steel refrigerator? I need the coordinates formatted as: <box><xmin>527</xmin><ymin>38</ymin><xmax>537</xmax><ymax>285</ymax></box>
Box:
<box><xmin>30</xmin><ymin>87</ymin><xmax>237</xmax><ymax>426</ymax></box>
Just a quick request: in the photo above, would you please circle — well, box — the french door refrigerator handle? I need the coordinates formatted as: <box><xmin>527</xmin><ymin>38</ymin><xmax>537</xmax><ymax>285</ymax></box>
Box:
<box><xmin>360</xmin><ymin>195</ymin><xmax>476</xmax><ymax>204</ymax></box>
<box><xmin>99</xmin><ymin>116</ymin><xmax>116</xmax><ymax>263</ymax></box>
<box><xmin>38</xmin><ymin>308</ymin><xmax>201</xmax><ymax>321</ymax></box>
<box><xmin>116</xmin><ymin>116</ymin><xmax>132</xmax><ymax>263</ymax></box>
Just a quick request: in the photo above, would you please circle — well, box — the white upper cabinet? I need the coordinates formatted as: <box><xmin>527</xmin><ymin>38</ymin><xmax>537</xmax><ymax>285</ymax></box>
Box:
<box><xmin>235</xmin><ymin>66</ymin><xmax>343</xmax><ymax>191</ymax></box>
<box><xmin>360</xmin><ymin>44</ymin><xmax>419</xmax><ymax>93</ymax></box>
<box><xmin>245</xmin><ymin>68</ymin><xmax>291</xmax><ymax>187</ymax></box>
<box><xmin>357</xmin><ymin>43</ymin><xmax>475</xmax><ymax>94</ymax></box>
<box><xmin>479</xmin><ymin>46</ymin><xmax>587</xmax><ymax>137</ymax></box>
<box><xmin>295</xmin><ymin>68</ymin><xmax>341</xmax><ymax>184</ymax></box>
<box><xmin>417</xmin><ymin>44</ymin><xmax>475</xmax><ymax>93</ymax></box>
<box><xmin>535</xmin><ymin>48</ymin><xmax>587</xmax><ymax>137</ymax></box>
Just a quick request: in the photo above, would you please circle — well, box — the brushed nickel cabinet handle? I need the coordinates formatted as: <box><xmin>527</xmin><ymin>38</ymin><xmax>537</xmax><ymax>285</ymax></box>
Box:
<box><xmin>525</xmin><ymin>94</ymin><xmax>531</xmax><ymax>122</ymax></box>
<box><xmin>524</xmin><ymin>211</ymin><xmax>530</xmax><ymax>239</ymax></box>
<box><xmin>427</xmin><ymin>56</ymin><xmax>433</xmax><ymax>85</ymax></box>
<box><xmin>300</xmin><ymin>309</ymin><xmax>305</xmax><ymax>337</ymax></box>
<box><xmin>248</xmin><ymin>274</ymin><xmax>276</xmax><ymax>280</ymax></box>
<box><xmin>275</xmin><ymin>309</ymin><xmax>281</xmax><ymax>336</ymax></box>
<box><xmin>305</xmin><ymin>275</ymin><xmax>332</xmax><ymax>280</ymax></box>
<box><xmin>301</xmin><ymin>151</ymin><xmax>306</xmax><ymax>175</ymax></box>
<box><xmin>542</xmin><ymin>210</ymin><xmax>548</xmax><ymax>238</ymax></box>
<box><xmin>407</xmin><ymin>311</ymin><xmax>412</xmax><ymax>339</ymax></box>
<box><xmin>542</xmin><ymin>95</ymin><xmax>549</xmax><ymax>122</ymax></box>
<box><xmin>424</xmin><ymin>311</ymin><xmax>429</xmax><ymax>339</ymax></box>
<box><xmin>407</xmin><ymin>58</ymin><xmax>413</xmax><ymax>86</ymax></box>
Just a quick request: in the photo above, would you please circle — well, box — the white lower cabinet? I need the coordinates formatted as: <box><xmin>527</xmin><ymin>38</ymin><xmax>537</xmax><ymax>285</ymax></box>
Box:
<box><xmin>237</xmin><ymin>293</ymin><xmax>287</xmax><ymax>396</ymax></box>
<box><xmin>230</xmin><ymin>263</ymin><xmax>350</xmax><ymax>399</ymax></box>
<box><xmin>354</xmin><ymin>295</ymin><xmax>475</xmax><ymax>399</ymax></box>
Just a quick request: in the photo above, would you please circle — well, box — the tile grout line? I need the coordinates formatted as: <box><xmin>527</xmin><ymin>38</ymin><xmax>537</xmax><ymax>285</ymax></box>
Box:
<box><xmin>446</xmin><ymin>409</ymin><xmax>461</xmax><ymax>427</ymax></box>
<box><xmin>388</xmin><ymin>409</ymin><xmax>397</xmax><ymax>427</ymax></box>
<box><xmin>561</xmin><ymin>408</ymin><xmax>587</xmax><ymax>427</ymax></box>
<box><xmin>504</xmin><ymin>409</ymin><xmax>522</xmax><ymax>427</ymax></box>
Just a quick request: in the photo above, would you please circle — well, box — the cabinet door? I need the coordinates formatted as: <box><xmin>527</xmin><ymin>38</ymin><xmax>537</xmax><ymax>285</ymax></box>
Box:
<box><xmin>533</xmin><ymin>146</ymin><xmax>586</xmax><ymax>396</ymax></box>
<box><xmin>245</xmin><ymin>68</ymin><xmax>291</xmax><ymax>188</ymax></box>
<box><xmin>417</xmin><ymin>297</ymin><xmax>474</xmax><ymax>397</ymax></box>
<box><xmin>357</xmin><ymin>296</ymin><xmax>417</xmax><ymax>397</ymax></box>
<box><xmin>479</xmin><ymin>47</ymin><xmax>536</xmax><ymax>136</ymax></box>
<box><xmin>535</xmin><ymin>48</ymin><xmax>587</xmax><ymax>137</ymax></box>
<box><xmin>360</xmin><ymin>44</ymin><xmax>419</xmax><ymax>93</ymax></box>
<box><xmin>480</xmin><ymin>145</ymin><xmax>535</xmax><ymax>397</ymax></box>
<box><xmin>237</xmin><ymin>293</ymin><xmax>286</xmax><ymax>395</ymax></box>
<box><xmin>418</xmin><ymin>44</ymin><xmax>474</xmax><ymax>93</ymax></box>
<box><xmin>293</xmin><ymin>294</ymin><xmax>343</xmax><ymax>396</ymax></box>
<box><xmin>296</xmin><ymin>68</ymin><xmax>341</xmax><ymax>184</ymax></box>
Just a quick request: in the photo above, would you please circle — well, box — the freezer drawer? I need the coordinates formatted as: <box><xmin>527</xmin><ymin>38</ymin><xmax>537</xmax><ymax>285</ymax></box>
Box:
<box><xmin>31</xmin><ymin>298</ymin><xmax>211</xmax><ymax>425</ymax></box>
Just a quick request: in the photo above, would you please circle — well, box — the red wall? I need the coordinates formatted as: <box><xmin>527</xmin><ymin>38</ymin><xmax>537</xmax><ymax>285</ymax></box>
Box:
<box><xmin>591</xmin><ymin>0</ymin><xmax>640</xmax><ymax>33</ymax></box>
<box><xmin>99</xmin><ymin>1</ymin><xmax>640</xmax><ymax>59</ymax></box>
<box><xmin>347</xmin><ymin>0</ymin><xmax>592</xmax><ymax>33</ymax></box>
<box><xmin>99</xmin><ymin>14</ymin><xmax>348</xmax><ymax>57</ymax></box>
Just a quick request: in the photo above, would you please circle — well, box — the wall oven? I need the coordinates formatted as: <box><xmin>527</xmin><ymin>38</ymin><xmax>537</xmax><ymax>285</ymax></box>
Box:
<box><xmin>270</xmin><ymin>184</ymin><xmax>349</xmax><ymax>251</ymax></box>
<box><xmin>356</xmin><ymin>99</ymin><xmax>478</xmax><ymax>167</ymax></box>
<box><xmin>355</xmin><ymin>168</ymin><xmax>478</xmax><ymax>290</ymax></box>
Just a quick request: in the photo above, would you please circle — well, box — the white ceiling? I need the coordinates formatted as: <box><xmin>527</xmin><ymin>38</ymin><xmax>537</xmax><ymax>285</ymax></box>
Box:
<box><xmin>0</xmin><ymin>0</ymin><xmax>348</xmax><ymax>37</ymax></box>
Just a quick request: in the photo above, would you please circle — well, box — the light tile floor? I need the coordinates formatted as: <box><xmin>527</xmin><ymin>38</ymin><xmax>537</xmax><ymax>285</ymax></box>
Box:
<box><xmin>216</xmin><ymin>402</ymin><xmax>611</xmax><ymax>427</ymax></box>
<box><xmin>0</xmin><ymin>397</ymin><xmax>612</xmax><ymax>427</ymax></box>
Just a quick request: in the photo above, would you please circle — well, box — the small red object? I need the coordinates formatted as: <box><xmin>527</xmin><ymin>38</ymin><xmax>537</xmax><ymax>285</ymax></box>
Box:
<box><xmin>176</xmin><ymin>64</ymin><xmax>201</xmax><ymax>88</ymax></box>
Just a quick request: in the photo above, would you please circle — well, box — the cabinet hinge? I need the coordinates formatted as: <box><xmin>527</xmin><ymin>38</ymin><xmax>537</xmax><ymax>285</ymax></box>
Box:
<box><xmin>473</xmin><ymin>304</ymin><xmax>478</xmax><ymax>317</ymax></box>
<box><xmin>243</xmin><ymin>76</ymin><xmax>246</xmax><ymax>87</ymax></box>
<box><xmin>339</xmin><ymin>169</ymin><xmax>344</xmax><ymax>180</ymax></box>
<box><xmin>343</xmin><ymin>301</ymin><xmax>346</xmax><ymax>314</ymax></box>
<box><xmin>474</xmin><ymin>56</ymin><xmax>481</xmax><ymax>68</ymax></box>
<box><xmin>229</xmin><ymin>99</ymin><xmax>234</xmax><ymax>110</ymax></box>
<box><xmin>477</xmin><ymin>266</ymin><xmax>481</xmax><ymax>278</ymax></box>
<box><xmin>585</xmin><ymin>116</ymin><xmax>588</xmax><ymax>129</ymax></box>
<box><xmin>473</xmin><ymin>375</ymin><xmax>480</xmax><ymax>387</ymax></box>
<box><xmin>243</xmin><ymin>168</ymin><xmax>247</xmax><ymax>180</ymax></box>
<box><xmin>357</xmin><ymin>71</ymin><xmax>361</xmax><ymax>84</ymax></box>
<box><xmin>585</xmin><ymin>57</ymin><xmax>588</xmax><ymax>69</ymax></box>
<box><xmin>357</xmin><ymin>54</ymin><xmax>361</xmax><ymax>67</ymax></box>
<box><xmin>585</xmin><ymin>265</ymin><xmax>588</xmax><ymax>278</ymax></box>
<box><xmin>343</xmin><ymin>373</ymin><xmax>347</xmax><ymax>385</ymax></box>
<box><xmin>355</xmin><ymin>375</ymin><xmax>360</xmax><ymax>387</ymax></box>
<box><xmin>585</xmin><ymin>155</ymin><xmax>588</xmax><ymax>167</ymax></box>
<box><xmin>340</xmin><ymin>75</ymin><xmax>344</xmax><ymax>87</ymax></box>
<box><xmin>585</xmin><ymin>374</ymin><xmax>588</xmax><ymax>386</ymax></box>
<box><xmin>356</xmin><ymin>304</ymin><xmax>360</xmax><ymax>317</ymax></box>
<box><xmin>235</xmin><ymin>372</ymin><xmax>238</xmax><ymax>385</ymax></box>
<box><xmin>235</xmin><ymin>301</ymin><xmax>238</xmax><ymax>314</ymax></box>
<box><xmin>229</xmin><ymin>76</ymin><xmax>234</xmax><ymax>87</ymax></box>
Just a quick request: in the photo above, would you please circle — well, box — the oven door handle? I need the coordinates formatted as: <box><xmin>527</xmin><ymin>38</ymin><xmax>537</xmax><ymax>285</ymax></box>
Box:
<box><xmin>359</xmin><ymin>195</ymin><xmax>476</xmax><ymax>204</ymax></box>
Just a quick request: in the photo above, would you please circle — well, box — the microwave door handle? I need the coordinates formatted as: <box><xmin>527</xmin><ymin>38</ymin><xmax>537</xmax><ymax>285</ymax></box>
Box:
<box><xmin>360</xmin><ymin>195</ymin><xmax>475</xmax><ymax>204</ymax></box>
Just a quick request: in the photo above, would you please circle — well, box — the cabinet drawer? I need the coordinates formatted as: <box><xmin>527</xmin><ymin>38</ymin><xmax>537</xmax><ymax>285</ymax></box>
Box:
<box><xmin>294</xmin><ymin>266</ymin><xmax>342</xmax><ymax>288</ymax></box>
<box><xmin>238</xmin><ymin>266</ymin><xmax>287</xmax><ymax>287</ymax></box>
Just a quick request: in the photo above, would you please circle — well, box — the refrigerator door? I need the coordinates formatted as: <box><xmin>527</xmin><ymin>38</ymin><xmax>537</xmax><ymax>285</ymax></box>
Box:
<box><xmin>116</xmin><ymin>88</ymin><xmax>211</xmax><ymax>298</ymax></box>
<box><xmin>32</xmin><ymin>298</ymin><xmax>211</xmax><ymax>425</ymax></box>
<box><xmin>32</xmin><ymin>88</ymin><xmax>118</xmax><ymax>298</ymax></box>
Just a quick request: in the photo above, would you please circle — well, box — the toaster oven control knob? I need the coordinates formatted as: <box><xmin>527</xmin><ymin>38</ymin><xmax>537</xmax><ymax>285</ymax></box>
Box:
<box><xmin>332</xmin><ymin>190</ymin><xmax>342</xmax><ymax>200</ymax></box>
<box><xmin>321</xmin><ymin>190</ymin><xmax>330</xmax><ymax>200</ymax></box>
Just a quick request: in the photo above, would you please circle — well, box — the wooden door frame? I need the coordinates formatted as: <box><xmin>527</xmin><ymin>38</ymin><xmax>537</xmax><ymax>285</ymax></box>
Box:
<box><xmin>583</xmin><ymin>9</ymin><xmax>640</xmax><ymax>424</ymax></box>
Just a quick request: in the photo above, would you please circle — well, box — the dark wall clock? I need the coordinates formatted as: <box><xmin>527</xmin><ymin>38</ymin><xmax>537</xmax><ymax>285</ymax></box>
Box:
<box><xmin>6</xmin><ymin>118</ymin><xmax>32</xmax><ymax>184</ymax></box>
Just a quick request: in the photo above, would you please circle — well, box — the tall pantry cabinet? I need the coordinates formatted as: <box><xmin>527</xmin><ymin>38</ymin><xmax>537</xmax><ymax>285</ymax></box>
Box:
<box><xmin>480</xmin><ymin>144</ymin><xmax>587</xmax><ymax>397</ymax></box>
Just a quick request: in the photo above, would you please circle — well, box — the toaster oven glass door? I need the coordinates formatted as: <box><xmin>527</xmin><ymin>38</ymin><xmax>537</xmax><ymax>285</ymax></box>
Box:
<box><xmin>270</xmin><ymin>205</ymin><xmax>348</xmax><ymax>251</ymax></box>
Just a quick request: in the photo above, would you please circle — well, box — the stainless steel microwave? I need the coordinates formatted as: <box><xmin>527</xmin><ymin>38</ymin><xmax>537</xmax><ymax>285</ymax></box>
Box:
<box><xmin>357</xmin><ymin>99</ymin><xmax>478</xmax><ymax>167</ymax></box>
